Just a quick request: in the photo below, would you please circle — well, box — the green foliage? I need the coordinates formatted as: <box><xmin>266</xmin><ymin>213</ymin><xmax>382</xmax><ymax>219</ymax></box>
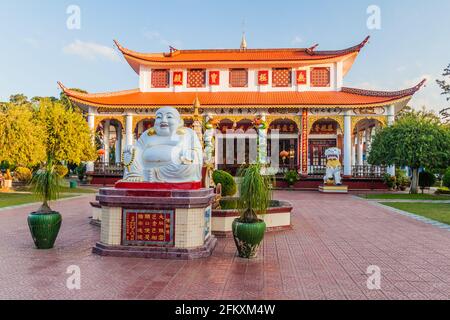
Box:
<box><xmin>443</xmin><ymin>168</ymin><xmax>450</xmax><ymax>188</ymax></box>
<box><xmin>237</xmin><ymin>163</ymin><xmax>273</xmax><ymax>223</ymax></box>
<box><xmin>369</xmin><ymin>110</ymin><xmax>450</xmax><ymax>193</ymax></box>
<box><xmin>60</xmin><ymin>89</ymin><xmax>87</xmax><ymax>110</ymax></box>
<box><xmin>369</xmin><ymin>111</ymin><xmax>450</xmax><ymax>170</ymax></box>
<box><xmin>14</xmin><ymin>167</ymin><xmax>32</xmax><ymax>183</ymax></box>
<box><xmin>9</xmin><ymin>94</ymin><xmax>28</xmax><ymax>105</ymax></box>
<box><xmin>383</xmin><ymin>173</ymin><xmax>396</xmax><ymax>189</ymax></box>
<box><xmin>419</xmin><ymin>171</ymin><xmax>436</xmax><ymax>192</ymax></box>
<box><xmin>31</xmin><ymin>159</ymin><xmax>61</xmax><ymax>213</ymax></box>
<box><xmin>55</xmin><ymin>165</ymin><xmax>69</xmax><ymax>178</ymax></box>
<box><xmin>284</xmin><ymin>170</ymin><xmax>299</xmax><ymax>186</ymax></box>
<box><xmin>75</xmin><ymin>164</ymin><xmax>87</xmax><ymax>182</ymax></box>
<box><xmin>212</xmin><ymin>170</ymin><xmax>237</xmax><ymax>196</ymax></box>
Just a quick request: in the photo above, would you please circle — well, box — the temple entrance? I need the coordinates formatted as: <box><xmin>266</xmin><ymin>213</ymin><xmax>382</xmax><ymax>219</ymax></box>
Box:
<box><xmin>309</xmin><ymin>139</ymin><xmax>337</xmax><ymax>167</ymax></box>
<box><xmin>267</xmin><ymin>119</ymin><xmax>299</xmax><ymax>173</ymax></box>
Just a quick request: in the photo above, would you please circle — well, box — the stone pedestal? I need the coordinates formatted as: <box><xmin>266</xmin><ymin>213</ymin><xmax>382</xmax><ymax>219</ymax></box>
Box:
<box><xmin>93</xmin><ymin>186</ymin><xmax>216</xmax><ymax>259</ymax></box>
<box><xmin>319</xmin><ymin>185</ymin><xmax>349</xmax><ymax>194</ymax></box>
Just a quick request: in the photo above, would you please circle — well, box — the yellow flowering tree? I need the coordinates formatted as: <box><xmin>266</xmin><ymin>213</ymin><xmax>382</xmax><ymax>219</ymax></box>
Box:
<box><xmin>36</xmin><ymin>99</ymin><xmax>97</xmax><ymax>165</ymax></box>
<box><xmin>0</xmin><ymin>104</ymin><xmax>46</xmax><ymax>167</ymax></box>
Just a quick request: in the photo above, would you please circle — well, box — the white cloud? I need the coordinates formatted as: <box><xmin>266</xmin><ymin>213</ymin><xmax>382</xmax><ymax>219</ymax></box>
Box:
<box><xmin>291</xmin><ymin>35</ymin><xmax>303</xmax><ymax>46</ymax></box>
<box><xmin>62</xmin><ymin>40</ymin><xmax>120</xmax><ymax>62</ymax></box>
<box><xmin>143</xmin><ymin>29</ymin><xmax>182</xmax><ymax>49</ymax></box>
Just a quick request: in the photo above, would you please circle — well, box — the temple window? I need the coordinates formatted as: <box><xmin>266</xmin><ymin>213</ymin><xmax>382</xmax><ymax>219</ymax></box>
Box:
<box><xmin>151</xmin><ymin>69</ymin><xmax>170</xmax><ymax>88</ymax></box>
<box><xmin>310</xmin><ymin>67</ymin><xmax>331</xmax><ymax>87</ymax></box>
<box><xmin>272</xmin><ymin>68</ymin><xmax>292</xmax><ymax>87</ymax></box>
<box><xmin>187</xmin><ymin>69</ymin><xmax>206</xmax><ymax>88</ymax></box>
<box><xmin>229</xmin><ymin>69</ymin><xmax>248</xmax><ymax>87</ymax></box>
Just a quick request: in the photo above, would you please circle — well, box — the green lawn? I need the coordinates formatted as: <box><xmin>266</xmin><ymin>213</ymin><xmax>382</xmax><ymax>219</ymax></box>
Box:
<box><xmin>360</xmin><ymin>193</ymin><xmax>450</xmax><ymax>200</ymax></box>
<box><xmin>381</xmin><ymin>202</ymin><xmax>450</xmax><ymax>225</ymax></box>
<box><xmin>0</xmin><ymin>187</ymin><xmax>97</xmax><ymax>208</ymax></box>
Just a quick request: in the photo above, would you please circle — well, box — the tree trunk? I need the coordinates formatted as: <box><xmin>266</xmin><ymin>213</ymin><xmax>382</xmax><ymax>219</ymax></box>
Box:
<box><xmin>410</xmin><ymin>168</ymin><xmax>419</xmax><ymax>194</ymax></box>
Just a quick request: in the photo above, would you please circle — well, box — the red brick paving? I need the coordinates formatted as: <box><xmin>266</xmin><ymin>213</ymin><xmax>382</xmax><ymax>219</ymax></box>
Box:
<box><xmin>0</xmin><ymin>191</ymin><xmax>449</xmax><ymax>300</ymax></box>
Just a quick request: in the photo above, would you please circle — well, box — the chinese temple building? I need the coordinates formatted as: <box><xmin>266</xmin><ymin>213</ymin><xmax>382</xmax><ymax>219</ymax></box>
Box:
<box><xmin>59</xmin><ymin>36</ymin><xmax>425</xmax><ymax>188</ymax></box>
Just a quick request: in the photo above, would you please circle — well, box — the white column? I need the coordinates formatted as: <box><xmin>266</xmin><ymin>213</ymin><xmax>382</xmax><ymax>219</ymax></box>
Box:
<box><xmin>86</xmin><ymin>113</ymin><xmax>95</xmax><ymax>172</ymax></box>
<box><xmin>387</xmin><ymin>105</ymin><xmax>396</xmax><ymax>176</ymax></box>
<box><xmin>103</xmin><ymin>120</ymin><xmax>110</xmax><ymax>164</ymax></box>
<box><xmin>365</xmin><ymin>128</ymin><xmax>372</xmax><ymax>163</ymax></box>
<box><xmin>125</xmin><ymin>113</ymin><xmax>133</xmax><ymax>146</ymax></box>
<box><xmin>357</xmin><ymin>131</ymin><xmax>364</xmax><ymax>165</ymax></box>
<box><xmin>115</xmin><ymin>124</ymin><xmax>122</xmax><ymax>164</ymax></box>
<box><xmin>351</xmin><ymin>139</ymin><xmax>356</xmax><ymax>166</ymax></box>
<box><xmin>343</xmin><ymin>111</ymin><xmax>352</xmax><ymax>176</ymax></box>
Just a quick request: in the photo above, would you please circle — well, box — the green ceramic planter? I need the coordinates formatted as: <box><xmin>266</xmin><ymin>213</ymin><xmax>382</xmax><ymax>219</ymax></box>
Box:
<box><xmin>232</xmin><ymin>218</ymin><xmax>266</xmax><ymax>259</ymax></box>
<box><xmin>27</xmin><ymin>211</ymin><xmax>62</xmax><ymax>249</ymax></box>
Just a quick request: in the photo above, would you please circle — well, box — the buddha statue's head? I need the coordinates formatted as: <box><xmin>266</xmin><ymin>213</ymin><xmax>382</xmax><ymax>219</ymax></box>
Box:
<box><xmin>154</xmin><ymin>107</ymin><xmax>182</xmax><ymax>137</ymax></box>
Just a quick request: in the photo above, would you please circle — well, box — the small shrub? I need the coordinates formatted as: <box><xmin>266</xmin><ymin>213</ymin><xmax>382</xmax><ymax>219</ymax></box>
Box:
<box><xmin>395</xmin><ymin>169</ymin><xmax>410</xmax><ymax>191</ymax></box>
<box><xmin>75</xmin><ymin>164</ymin><xmax>87</xmax><ymax>182</ymax></box>
<box><xmin>443</xmin><ymin>168</ymin><xmax>450</xmax><ymax>188</ymax></box>
<box><xmin>419</xmin><ymin>171</ymin><xmax>436</xmax><ymax>193</ymax></box>
<box><xmin>383</xmin><ymin>173</ymin><xmax>396</xmax><ymax>189</ymax></box>
<box><xmin>55</xmin><ymin>165</ymin><xmax>69</xmax><ymax>178</ymax></box>
<box><xmin>212</xmin><ymin>170</ymin><xmax>237</xmax><ymax>196</ymax></box>
<box><xmin>14</xmin><ymin>167</ymin><xmax>32</xmax><ymax>183</ymax></box>
<box><xmin>284</xmin><ymin>170</ymin><xmax>299</xmax><ymax>187</ymax></box>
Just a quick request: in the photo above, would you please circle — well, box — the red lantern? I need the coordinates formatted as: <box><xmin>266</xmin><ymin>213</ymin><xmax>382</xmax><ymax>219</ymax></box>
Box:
<box><xmin>97</xmin><ymin>149</ymin><xmax>105</xmax><ymax>156</ymax></box>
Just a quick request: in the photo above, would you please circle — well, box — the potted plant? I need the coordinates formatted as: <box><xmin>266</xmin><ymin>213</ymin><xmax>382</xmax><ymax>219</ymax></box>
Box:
<box><xmin>284</xmin><ymin>170</ymin><xmax>299</xmax><ymax>188</ymax></box>
<box><xmin>27</xmin><ymin>158</ymin><xmax>62</xmax><ymax>249</ymax></box>
<box><xmin>233</xmin><ymin>163</ymin><xmax>273</xmax><ymax>258</ymax></box>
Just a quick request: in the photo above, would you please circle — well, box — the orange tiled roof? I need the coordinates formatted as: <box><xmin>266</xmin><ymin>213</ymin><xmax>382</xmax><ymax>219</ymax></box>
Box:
<box><xmin>114</xmin><ymin>37</ymin><xmax>370</xmax><ymax>72</ymax></box>
<box><xmin>58</xmin><ymin>79</ymin><xmax>425</xmax><ymax>109</ymax></box>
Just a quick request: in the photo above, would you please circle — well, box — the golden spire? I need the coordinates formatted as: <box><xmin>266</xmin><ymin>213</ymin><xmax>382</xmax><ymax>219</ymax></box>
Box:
<box><xmin>193</xmin><ymin>95</ymin><xmax>201</xmax><ymax>121</ymax></box>
<box><xmin>240</xmin><ymin>32</ymin><xmax>247</xmax><ymax>51</ymax></box>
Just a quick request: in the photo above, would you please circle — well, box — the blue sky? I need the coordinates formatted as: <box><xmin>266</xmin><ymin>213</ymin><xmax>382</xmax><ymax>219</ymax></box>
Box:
<box><xmin>0</xmin><ymin>0</ymin><xmax>449</xmax><ymax>112</ymax></box>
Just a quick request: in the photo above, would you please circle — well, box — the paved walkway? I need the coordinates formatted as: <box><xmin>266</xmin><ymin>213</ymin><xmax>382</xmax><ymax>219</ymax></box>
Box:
<box><xmin>0</xmin><ymin>191</ymin><xmax>449</xmax><ymax>300</ymax></box>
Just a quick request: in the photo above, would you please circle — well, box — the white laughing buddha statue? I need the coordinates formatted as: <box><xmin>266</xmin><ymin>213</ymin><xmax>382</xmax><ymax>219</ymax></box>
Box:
<box><xmin>121</xmin><ymin>107</ymin><xmax>203</xmax><ymax>183</ymax></box>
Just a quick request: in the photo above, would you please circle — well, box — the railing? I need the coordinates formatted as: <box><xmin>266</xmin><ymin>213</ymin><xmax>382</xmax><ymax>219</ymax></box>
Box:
<box><xmin>308</xmin><ymin>165</ymin><xmax>328</xmax><ymax>177</ymax></box>
<box><xmin>94</xmin><ymin>162</ymin><xmax>124</xmax><ymax>176</ymax></box>
<box><xmin>352</xmin><ymin>165</ymin><xmax>386</xmax><ymax>179</ymax></box>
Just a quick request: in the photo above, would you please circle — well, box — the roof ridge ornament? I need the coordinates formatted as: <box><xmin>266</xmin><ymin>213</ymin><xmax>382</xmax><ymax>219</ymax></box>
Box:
<box><xmin>306</xmin><ymin>44</ymin><xmax>319</xmax><ymax>55</ymax></box>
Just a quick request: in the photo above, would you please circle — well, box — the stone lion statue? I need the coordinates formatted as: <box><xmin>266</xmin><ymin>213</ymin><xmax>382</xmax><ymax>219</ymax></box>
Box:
<box><xmin>323</xmin><ymin>147</ymin><xmax>342</xmax><ymax>185</ymax></box>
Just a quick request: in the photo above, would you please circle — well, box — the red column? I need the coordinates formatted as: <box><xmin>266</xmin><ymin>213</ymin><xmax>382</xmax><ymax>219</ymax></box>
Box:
<box><xmin>301</xmin><ymin>109</ymin><xmax>308</xmax><ymax>177</ymax></box>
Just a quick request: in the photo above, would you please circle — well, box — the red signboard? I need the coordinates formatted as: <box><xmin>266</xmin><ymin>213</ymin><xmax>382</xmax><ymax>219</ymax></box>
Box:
<box><xmin>173</xmin><ymin>71</ymin><xmax>183</xmax><ymax>86</ymax></box>
<box><xmin>123</xmin><ymin>209</ymin><xmax>174</xmax><ymax>246</ymax></box>
<box><xmin>301</xmin><ymin>109</ymin><xmax>308</xmax><ymax>175</ymax></box>
<box><xmin>296</xmin><ymin>70</ymin><xmax>307</xmax><ymax>85</ymax></box>
<box><xmin>258</xmin><ymin>70</ymin><xmax>269</xmax><ymax>85</ymax></box>
<box><xmin>209</xmin><ymin>71</ymin><xmax>220</xmax><ymax>85</ymax></box>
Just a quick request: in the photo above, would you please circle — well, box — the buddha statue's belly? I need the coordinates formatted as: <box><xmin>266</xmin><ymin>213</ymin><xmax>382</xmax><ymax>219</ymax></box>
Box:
<box><xmin>142</xmin><ymin>144</ymin><xmax>181</xmax><ymax>167</ymax></box>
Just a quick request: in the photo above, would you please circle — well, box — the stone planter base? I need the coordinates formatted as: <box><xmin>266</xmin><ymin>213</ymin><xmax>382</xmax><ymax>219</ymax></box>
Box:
<box><xmin>94</xmin><ymin>186</ymin><xmax>215</xmax><ymax>260</ymax></box>
<box><xmin>92</xmin><ymin>235</ymin><xmax>217</xmax><ymax>260</ymax></box>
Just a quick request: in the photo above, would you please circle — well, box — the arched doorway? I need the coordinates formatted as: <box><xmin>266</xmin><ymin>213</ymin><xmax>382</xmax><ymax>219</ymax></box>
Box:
<box><xmin>96</xmin><ymin>119</ymin><xmax>123</xmax><ymax>164</ymax></box>
<box><xmin>268</xmin><ymin>119</ymin><xmax>299</xmax><ymax>173</ymax></box>
<box><xmin>308</xmin><ymin>119</ymin><xmax>342</xmax><ymax>175</ymax></box>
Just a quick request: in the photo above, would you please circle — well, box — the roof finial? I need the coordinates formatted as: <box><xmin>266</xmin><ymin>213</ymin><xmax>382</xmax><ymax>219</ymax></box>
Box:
<box><xmin>240</xmin><ymin>32</ymin><xmax>247</xmax><ymax>51</ymax></box>
<box><xmin>193</xmin><ymin>94</ymin><xmax>201</xmax><ymax>121</ymax></box>
<box><xmin>240</xmin><ymin>18</ymin><xmax>247</xmax><ymax>51</ymax></box>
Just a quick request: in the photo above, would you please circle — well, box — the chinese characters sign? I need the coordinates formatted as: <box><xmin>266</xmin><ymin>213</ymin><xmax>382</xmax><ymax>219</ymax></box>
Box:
<box><xmin>296</xmin><ymin>70</ymin><xmax>307</xmax><ymax>85</ymax></box>
<box><xmin>301</xmin><ymin>109</ymin><xmax>308</xmax><ymax>175</ymax></box>
<box><xmin>258</xmin><ymin>70</ymin><xmax>269</xmax><ymax>85</ymax></box>
<box><xmin>209</xmin><ymin>71</ymin><xmax>220</xmax><ymax>85</ymax></box>
<box><xmin>173</xmin><ymin>71</ymin><xmax>183</xmax><ymax>86</ymax></box>
<box><xmin>123</xmin><ymin>209</ymin><xmax>174</xmax><ymax>246</ymax></box>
